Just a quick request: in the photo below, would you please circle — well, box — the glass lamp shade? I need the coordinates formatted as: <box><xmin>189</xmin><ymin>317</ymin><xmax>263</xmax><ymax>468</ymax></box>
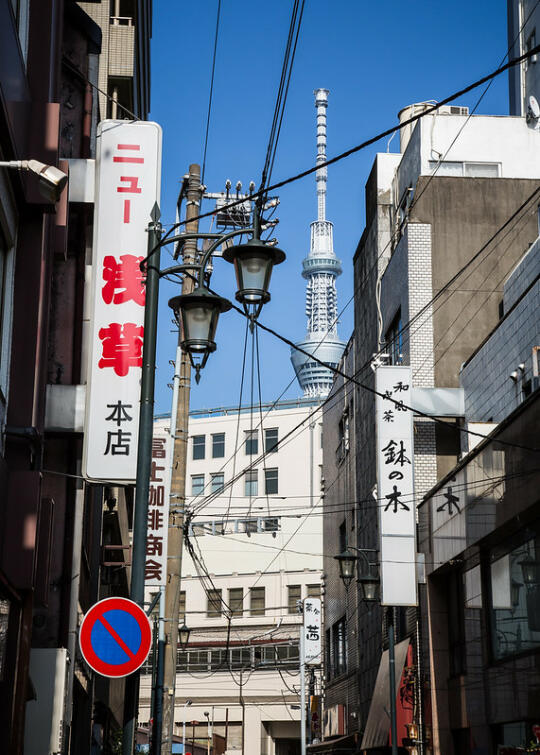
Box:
<box><xmin>179</xmin><ymin>622</ymin><xmax>191</xmax><ymax>650</ymax></box>
<box><xmin>169</xmin><ymin>286</ymin><xmax>232</xmax><ymax>356</ymax></box>
<box><xmin>334</xmin><ymin>549</ymin><xmax>357</xmax><ymax>589</ymax></box>
<box><xmin>519</xmin><ymin>556</ymin><xmax>540</xmax><ymax>588</ymax></box>
<box><xmin>357</xmin><ymin>573</ymin><xmax>380</xmax><ymax>603</ymax></box>
<box><xmin>222</xmin><ymin>238</ymin><xmax>285</xmax><ymax>305</ymax></box>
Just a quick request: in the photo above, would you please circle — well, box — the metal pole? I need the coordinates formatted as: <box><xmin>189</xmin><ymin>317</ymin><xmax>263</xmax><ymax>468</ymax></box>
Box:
<box><xmin>307</xmin><ymin>667</ymin><xmax>316</xmax><ymax>745</ymax></box>
<box><xmin>162</xmin><ymin>164</ymin><xmax>202</xmax><ymax>753</ymax></box>
<box><xmin>300</xmin><ymin>632</ymin><xmax>306</xmax><ymax>755</ymax></box>
<box><xmin>152</xmin><ymin>587</ymin><xmax>166</xmax><ymax>753</ymax></box>
<box><xmin>123</xmin><ymin>216</ymin><xmax>162</xmax><ymax>755</ymax></box>
<box><xmin>388</xmin><ymin>607</ymin><xmax>398</xmax><ymax>755</ymax></box>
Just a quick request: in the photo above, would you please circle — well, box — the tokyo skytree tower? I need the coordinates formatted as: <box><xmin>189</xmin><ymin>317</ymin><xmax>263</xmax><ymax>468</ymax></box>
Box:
<box><xmin>291</xmin><ymin>89</ymin><xmax>345</xmax><ymax>397</ymax></box>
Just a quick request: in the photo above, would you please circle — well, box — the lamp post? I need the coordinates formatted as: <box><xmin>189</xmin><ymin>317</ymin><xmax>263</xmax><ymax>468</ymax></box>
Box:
<box><xmin>335</xmin><ymin>548</ymin><xmax>399</xmax><ymax>755</ymax></box>
<box><xmin>122</xmin><ymin>200</ymin><xmax>285</xmax><ymax>755</ymax></box>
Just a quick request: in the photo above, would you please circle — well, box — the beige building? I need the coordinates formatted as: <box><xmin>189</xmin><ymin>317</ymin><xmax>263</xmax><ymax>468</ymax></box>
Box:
<box><xmin>140</xmin><ymin>398</ymin><xmax>324</xmax><ymax>754</ymax></box>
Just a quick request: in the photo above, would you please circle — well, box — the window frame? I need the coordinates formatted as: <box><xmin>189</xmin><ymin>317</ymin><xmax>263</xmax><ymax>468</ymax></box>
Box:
<box><xmin>212</xmin><ymin>432</ymin><xmax>225</xmax><ymax>458</ymax></box>
<box><xmin>264</xmin><ymin>427</ymin><xmax>279</xmax><ymax>454</ymax></box>
<box><xmin>192</xmin><ymin>434</ymin><xmax>205</xmax><ymax>460</ymax></box>
<box><xmin>250</xmin><ymin>586</ymin><xmax>265</xmax><ymax>617</ymax></box>
<box><xmin>288</xmin><ymin>585</ymin><xmax>301</xmax><ymax>614</ymax></box>
<box><xmin>210</xmin><ymin>472</ymin><xmax>224</xmax><ymax>494</ymax></box>
<box><xmin>245</xmin><ymin>430</ymin><xmax>258</xmax><ymax>456</ymax></box>
<box><xmin>191</xmin><ymin>474</ymin><xmax>204</xmax><ymax>496</ymax></box>
<box><xmin>207</xmin><ymin>588</ymin><xmax>223</xmax><ymax>618</ymax></box>
<box><xmin>244</xmin><ymin>469</ymin><xmax>258</xmax><ymax>497</ymax></box>
<box><xmin>264</xmin><ymin>467</ymin><xmax>278</xmax><ymax>495</ymax></box>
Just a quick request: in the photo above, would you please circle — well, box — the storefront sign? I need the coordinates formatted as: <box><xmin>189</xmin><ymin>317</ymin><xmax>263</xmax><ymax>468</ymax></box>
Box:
<box><xmin>376</xmin><ymin>366</ymin><xmax>417</xmax><ymax>606</ymax></box>
<box><xmin>303</xmin><ymin>597</ymin><xmax>321</xmax><ymax>665</ymax></box>
<box><xmin>83</xmin><ymin>120</ymin><xmax>162</xmax><ymax>483</ymax></box>
<box><xmin>144</xmin><ymin>431</ymin><xmax>171</xmax><ymax>587</ymax></box>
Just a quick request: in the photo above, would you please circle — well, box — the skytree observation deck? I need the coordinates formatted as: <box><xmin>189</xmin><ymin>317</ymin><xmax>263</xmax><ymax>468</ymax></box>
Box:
<box><xmin>291</xmin><ymin>88</ymin><xmax>345</xmax><ymax>398</ymax></box>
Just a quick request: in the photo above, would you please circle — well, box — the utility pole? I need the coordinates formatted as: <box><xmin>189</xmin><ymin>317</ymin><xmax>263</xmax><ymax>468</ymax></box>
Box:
<box><xmin>161</xmin><ymin>164</ymin><xmax>203</xmax><ymax>752</ymax></box>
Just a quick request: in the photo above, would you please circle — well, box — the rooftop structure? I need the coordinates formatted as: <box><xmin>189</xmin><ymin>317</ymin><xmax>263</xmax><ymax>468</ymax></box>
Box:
<box><xmin>291</xmin><ymin>89</ymin><xmax>345</xmax><ymax>397</ymax></box>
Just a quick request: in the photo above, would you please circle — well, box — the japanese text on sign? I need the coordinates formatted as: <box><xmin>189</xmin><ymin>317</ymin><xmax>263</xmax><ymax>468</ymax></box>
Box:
<box><xmin>303</xmin><ymin>597</ymin><xmax>322</xmax><ymax>666</ymax></box>
<box><xmin>376</xmin><ymin>366</ymin><xmax>417</xmax><ymax>606</ymax></box>
<box><xmin>83</xmin><ymin>120</ymin><xmax>162</xmax><ymax>483</ymax></box>
<box><xmin>145</xmin><ymin>432</ymin><xmax>171</xmax><ymax>587</ymax></box>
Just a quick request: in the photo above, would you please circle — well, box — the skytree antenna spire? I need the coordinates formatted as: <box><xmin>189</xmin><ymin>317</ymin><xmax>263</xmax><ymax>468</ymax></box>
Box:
<box><xmin>291</xmin><ymin>89</ymin><xmax>345</xmax><ymax>398</ymax></box>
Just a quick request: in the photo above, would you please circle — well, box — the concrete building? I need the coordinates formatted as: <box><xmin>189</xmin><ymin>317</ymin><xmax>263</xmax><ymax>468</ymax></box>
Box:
<box><xmin>139</xmin><ymin>398</ymin><xmax>324</xmax><ymax>755</ymax></box>
<box><xmin>508</xmin><ymin>0</ymin><xmax>540</xmax><ymax>116</ymax></box>
<box><xmin>320</xmin><ymin>107</ymin><xmax>540</xmax><ymax>753</ymax></box>
<box><xmin>78</xmin><ymin>0</ymin><xmax>152</xmax><ymax>121</ymax></box>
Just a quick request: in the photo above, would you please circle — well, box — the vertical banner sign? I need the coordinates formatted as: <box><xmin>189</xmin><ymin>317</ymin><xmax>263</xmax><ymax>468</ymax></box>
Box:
<box><xmin>83</xmin><ymin>120</ymin><xmax>162</xmax><ymax>483</ymax></box>
<box><xmin>375</xmin><ymin>366</ymin><xmax>418</xmax><ymax>606</ymax></box>
<box><xmin>144</xmin><ymin>431</ymin><xmax>171</xmax><ymax>587</ymax></box>
<box><xmin>303</xmin><ymin>597</ymin><xmax>322</xmax><ymax>666</ymax></box>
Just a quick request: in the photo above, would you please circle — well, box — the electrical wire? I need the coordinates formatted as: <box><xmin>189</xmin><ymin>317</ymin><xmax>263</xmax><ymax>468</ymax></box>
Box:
<box><xmin>201</xmin><ymin>0</ymin><xmax>222</xmax><ymax>185</ymax></box>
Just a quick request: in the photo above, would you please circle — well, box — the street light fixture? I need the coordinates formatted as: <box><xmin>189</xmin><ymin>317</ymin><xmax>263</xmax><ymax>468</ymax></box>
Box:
<box><xmin>179</xmin><ymin>622</ymin><xmax>191</xmax><ymax>650</ymax></box>
<box><xmin>334</xmin><ymin>548</ymin><xmax>357</xmax><ymax>589</ymax></box>
<box><xmin>222</xmin><ymin>236</ymin><xmax>285</xmax><ymax>316</ymax></box>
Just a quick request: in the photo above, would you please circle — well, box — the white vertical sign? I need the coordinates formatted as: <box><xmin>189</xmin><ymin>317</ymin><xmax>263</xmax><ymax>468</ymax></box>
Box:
<box><xmin>303</xmin><ymin>597</ymin><xmax>322</xmax><ymax>666</ymax></box>
<box><xmin>145</xmin><ymin>430</ymin><xmax>171</xmax><ymax>587</ymax></box>
<box><xmin>376</xmin><ymin>366</ymin><xmax>417</xmax><ymax>606</ymax></box>
<box><xmin>83</xmin><ymin>120</ymin><xmax>162</xmax><ymax>483</ymax></box>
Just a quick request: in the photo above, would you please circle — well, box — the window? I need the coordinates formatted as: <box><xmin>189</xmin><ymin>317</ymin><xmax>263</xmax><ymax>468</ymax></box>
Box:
<box><xmin>337</xmin><ymin>409</ymin><xmax>350</xmax><ymax>464</ymax></box>
<box><xmin>490</xmin><ymin>536</ymin><xmax>540</xmax><ymax>660</ymax></box>
<box><xmin>191</xmin><ymin>474</ymin><xmax>204</xmax><ymax>496</ymax></box>
<box><xmin>191</xmin><ymin>474</ymin><xmax>205</xmax><ymax>496</ymax></box>
<box><xmin>212</xmin><ymin>433</ymin><xmax>225</xmax><ymax>458</ymax></box>
<box><xmin>193</xmin><ymin>435</ymin><xmax>205</xmax><ymax>460</ymax></box>
<box><xmin>250</xmin><ymin>586</ymin><xmax>265</xmax><ymax>616</ymax></box>
<box><xmin>240</xmin><ymin>518</ymin><xmax>259</xmax><ymax>536</ymax></box>
<box><xmin>526</xmin><ymin>29</ymin><xmax>537</xmax><ymax>68</ymax></box>
<box><xmin>207</xmin><ymin>589</ymin><xmax>222</xmax><ymax>618</ymax></box>
<box><xmin>386</xmin><ymin>310</ymin><xmax>403</xmax><ymax>365</ymax></box>
<box><xmin>264</xmin><ymin>468</ymin><xmax>278</xmax><ymax>495</ymax></box>
<box><xmin>179</xmin><ymin>591</ymin><xmax>186</xmax><ymax>623</ymax></box>
<box><xmin>245</xmin><ymin>430</ymin><xmax>258</xmax><ymax>455</ymax></box>
<box><xmin>428</xmin><ymin>160</ymin><xmax>500</xmax><ymax>178</ymax></box>
<box><xmin>448</xmin><ymin>570</ymin><xmax>466</xmax><ymax>675</ymax></box>
<box><xmin>244</xmin><ymin>469</ymin><xmax>258</xmax><ymax>496</ymax></box>
<box><xmin>265</xmin><ymin>428</ymin><xmax>278</xmax><ymax>453</ymax></box>
<box><xmin>307</xmin><ymin>584</ymin><xmax>321</xmax><ymax>599</ymax></box>
<box><xmin>229</xmin><ymin>588</ymin><xmax>243</xmax><ymax>617</ymax></box>
<box><xmin>211</xmin><ymin>472</ymin><xmax>224</xmax><ymax>494</ymax></box>
<box><xmin>288</xmin><ymin>585</ymin><xmax>301</xmax><ymax>614</ymax></box>
<box><xmin>262</xmin><ymin>517</ymin><xmax>279</xmax><ymax>534</ymax></box>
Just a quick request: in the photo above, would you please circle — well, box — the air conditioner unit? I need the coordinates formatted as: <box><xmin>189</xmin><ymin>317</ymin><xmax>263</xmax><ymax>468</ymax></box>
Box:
<box><xmin>437</xmin><ymin>105</ymin><xmax>469</xmax><ymax>116</ymax></box>
<box><xmin>24</xmin><ymin>648</ymin><xmax>68</xmax><ymax>755</ymax></box>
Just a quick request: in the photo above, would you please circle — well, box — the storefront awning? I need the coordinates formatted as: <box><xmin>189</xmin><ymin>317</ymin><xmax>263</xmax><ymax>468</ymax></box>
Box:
<box><xmin>307</xmin><ymin>732</ymin><xmax>360</xmax><ymax>753</ymax></box>
<box><xmin>360</xmin><ymin>638</ymin><xmax>410</xmax><ymax>750</ymax></box>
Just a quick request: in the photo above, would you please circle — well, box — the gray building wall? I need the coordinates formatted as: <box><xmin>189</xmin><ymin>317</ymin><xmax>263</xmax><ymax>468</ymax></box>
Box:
<box><xmin>508</xmin><ymin>0</ymin><xmax>540</xmax><ymax>116</ymax></box>
<box><xmin>461</xmin><ymin>237</ymin><xmax>540</xmax><ymax>422</ymax></box>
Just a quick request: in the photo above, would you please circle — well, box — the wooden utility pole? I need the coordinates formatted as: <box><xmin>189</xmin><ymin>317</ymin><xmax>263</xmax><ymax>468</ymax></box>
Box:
<box><xmin>162</xmin><ymin>164</ymin><xmax>202</xmax><ymax>752</ymax></box>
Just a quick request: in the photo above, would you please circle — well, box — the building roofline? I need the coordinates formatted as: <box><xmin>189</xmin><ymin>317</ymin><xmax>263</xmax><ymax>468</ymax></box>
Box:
<box><xmin>155</xmin><ymin>396</ymin><xmax>323</xmax><ymax>421</ymax></box>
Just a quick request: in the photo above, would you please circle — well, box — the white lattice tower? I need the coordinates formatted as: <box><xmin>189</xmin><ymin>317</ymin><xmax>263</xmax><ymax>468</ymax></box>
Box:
<box><xmin>291</xmin><ymin>89</ymin><xmax>345</xmax><ymax>398</ymax></box>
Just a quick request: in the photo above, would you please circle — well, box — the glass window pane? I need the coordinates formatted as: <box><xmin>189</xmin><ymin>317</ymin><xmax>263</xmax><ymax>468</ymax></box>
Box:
<box><xmin>288</xmin><ymin>585</ymin><xmax>301</xmax><ymax>614</ymax></box>
<box><xmin>191</xmin><ymin>474</ymin><xmax>204</xmax><ymax>496</ymax></box>
<box><xmin>244</xmin><ymin>469</ymin><xmax>258</xmax><ymax>497</ymax></box>
<box><xmin>229</xmin><ymin>588</ymin><xmax>243</xmax><ymax>617</ymax></box>
<box><xmin>264</xmin><ymin>468</ymin><xmax>278</xmax><ymax>495</ymax></box>
<box><xmin>193</xmin><ymin>435</ymin><xmax>205</xmax><ymax>460</ymax></box>
<box><xmin>211</xmin><ymin>472</ymin><xmax>224</xmax><ymax>494</ymax></box>
<box><xmin>207</xmin><ymin>589</ymin><xmax>222</xmax><ymax>618</ymax></box>
<box><xmin>428</xmin><ymin>160</ymin><xmax>463</xmax><ymax>176</ymax></box>
<box><xmin>464</xmin><ymin>162</ymin><xmax>499</xmax><ymax>178</ymax></box>
<box><xmin>212</xmin><ymin>433</ymin><xmax>225</xmax><ymax>458</ymax></box>
<box><xmin>307</xmin><ymin>584</ymin><xmax>321</xmax><ymax>599</ymax></box>
<box><xmin>265</xmin><ymin>428</ymin><xmax>278</xmax><ymax>453</ymax></box>
<box><xmin>179</xmin><ymin>590</ymin><xmax>186</xmax><ymax>623</ymax></box>
<box><xmin>245</xmin><ymin>430</ymin><xmax>258</xmax><ymax>455</ymax></box>
<box><xmin>250</xmin><ymin>586</ymin><xmax>265</xmax><ymax>616</ymax></box>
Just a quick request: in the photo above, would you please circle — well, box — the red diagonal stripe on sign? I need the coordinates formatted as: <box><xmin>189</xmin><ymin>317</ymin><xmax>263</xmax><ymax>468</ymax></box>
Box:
<box><xmin>98</xmin><ymin>614</ymin><xmax>136</xmax><ymax>660</ymax></box>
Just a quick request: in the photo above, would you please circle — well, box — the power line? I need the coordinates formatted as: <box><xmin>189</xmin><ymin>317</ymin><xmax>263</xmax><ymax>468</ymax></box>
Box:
<box><xmin>201</xmin><ymin>0</ymin><xmax>222</xmax><ymax>185</ymax></box>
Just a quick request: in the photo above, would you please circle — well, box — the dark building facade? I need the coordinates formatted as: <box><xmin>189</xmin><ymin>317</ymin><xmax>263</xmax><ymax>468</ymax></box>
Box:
<box><xmin>0</xmin><ymin>1</ymin><xmax>152</xmax><ymax>752</ymax></box>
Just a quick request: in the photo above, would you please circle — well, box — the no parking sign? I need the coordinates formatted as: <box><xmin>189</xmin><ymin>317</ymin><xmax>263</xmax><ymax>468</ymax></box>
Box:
<box><xmin>79</xmin><ymin>597</ymin><xmax>152</xmax><ymax>677</ymax></box>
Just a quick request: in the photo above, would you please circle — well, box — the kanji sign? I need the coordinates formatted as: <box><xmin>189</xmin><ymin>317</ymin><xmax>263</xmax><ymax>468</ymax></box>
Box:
<box><xmin>376</xmin><ymin>366</ymin><xmax>417</xmax><ymax>606</ymax></box>
<box><xmin>83</xmin><ymin>120</ymin><xmax>162</xmax><ymax>483</ymax></box>
<box><xmin>303</xmin><ymin>597</ymin><xmax>321</xmax><ymax>666</ymax></box>
<box><xmin>145</xmin><ymin>430</ymin><xmax>171</xmax><ymax>587</ymax></box>
<box><xmin>79</xmin><ymin>597</ymin><xmax>152</xmax><ymax>678</ymax></box>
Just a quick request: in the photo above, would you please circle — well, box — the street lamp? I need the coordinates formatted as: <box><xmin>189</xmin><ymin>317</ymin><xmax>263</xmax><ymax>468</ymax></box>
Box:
<box><xmin>182</xmin><ymin>699</ymin><xmax>192</xmax><ymax>755</ymax></box>
<box><xmin>179</xmin><ymin>622</ymin><xmax>191</xmax><ymax>650</ymax></box>
<box><xmin>334</xmin><ymin>548</ymin><xmax>357</xmax><ymax>589</ymax></box>
<box><xmin>222</xmin><ymin>237</ymin><xmax>285</xmax><ymax>316</ymax></box>
<box><xmin>334</xmin><ymin>547</ymin><xmax>379</xmax><ymax>598</ymax></box>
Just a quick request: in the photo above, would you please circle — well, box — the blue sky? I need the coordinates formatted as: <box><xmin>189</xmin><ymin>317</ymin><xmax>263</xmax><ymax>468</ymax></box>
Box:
<box><xmin>150</xmin><ymin>0</ymin><xmax>509</xmax><ymax>414</ymax></box>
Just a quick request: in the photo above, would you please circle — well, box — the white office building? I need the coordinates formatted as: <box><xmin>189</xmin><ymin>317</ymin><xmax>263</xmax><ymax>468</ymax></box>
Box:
<box><xmin>139</xmin><ymin>398</ymin><xmax>324</xmax><ymax>755</ymax></box>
